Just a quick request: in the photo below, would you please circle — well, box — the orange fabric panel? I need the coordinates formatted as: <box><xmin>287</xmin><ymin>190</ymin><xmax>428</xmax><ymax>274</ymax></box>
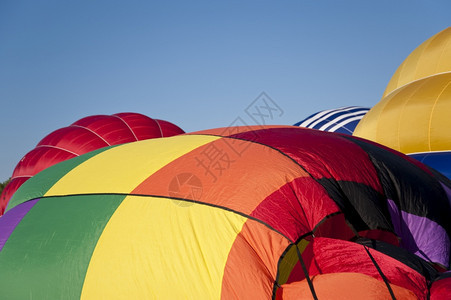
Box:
<box><xmin>132</xmin><ymin>138</ymin><xmax>308</xmax><ymax>214</ymax></box>
<box><xmin>276</xmin><ymin>273</ymin><xmax>417</xmax><ymax>300</ymax></box>
<box><xmin>188</xmin><ymin>125</ymin><xmax>290</xmax><ymax>137</ymax></box>
<box><xmin>221</xmin><ymin>219</ymin><xmax>291</xmax><ymax>299</ymax></box>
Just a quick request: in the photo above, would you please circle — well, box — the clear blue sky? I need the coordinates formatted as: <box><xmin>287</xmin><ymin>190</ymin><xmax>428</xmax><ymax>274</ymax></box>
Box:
<box><xmin>1</xmin><ymin>0</ymin><xmax>450</xmax><ymax>181</ymax></box>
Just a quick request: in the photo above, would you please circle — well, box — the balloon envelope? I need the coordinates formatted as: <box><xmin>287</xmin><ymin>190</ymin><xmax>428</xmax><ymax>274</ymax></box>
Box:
<box><xmin>0</xmin><ymin>126</ymin><xmax>449</xmax><ymax>299</ymax></box>
<box><xmin>295</xmin><ymin>106</ymin><xmax>369</xmax><ymax>135</ymax></box>
<box><xmin>354</xmin><ymin>73</ymin><xmax>451</xmax><ymax>154</ymax></box>
<box><xmin>382</xmin><ymin>27</ymin><xmax>451</xmax><ymax>98</ymax></box>
<box><xmin>354</xmin><ymin>27</ymin><xmax>451</xmax><ymax>181</ymax></box>
<box><xmin>0</xmin><ymin>112</ymin><xmax>184</xmax><ymax>215</ymax></box>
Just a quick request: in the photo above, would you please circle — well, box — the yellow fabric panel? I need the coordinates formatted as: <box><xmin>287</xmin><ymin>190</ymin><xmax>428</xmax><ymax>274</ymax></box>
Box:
<box><xmin>397</xmin><ymin>78</ymin><xmax>438</xmax><ymax>153</ymax></box>
<box><xmin>353</xmin><ymin>100</ymin><xmax>386</xmax><ymax>142</ymax></box>
<box><xmin>354</xmin><ymin>73</ymin><xmax>451</xmax><ymax>154</ymax></box>
<box><xmin>430</xmin><ymin>80</ymin><xmax>451</xmax><ymax>150</ymax></box>
<box><xmin>80</xmin><ymin>195</ymin><xmax>247</xmax><ymax>299</ymax></box>
<box><xmin>45</xmin><ymin>135</ymin><xmax>218</xmax><ymax>196</ymax></box>
<box><xmin>385</xmin><ymin>42</ymin><xmax>427</xmax><ymax>97</ymax></box>
<box><xmin>277</xmin><ymin>239</ymin><xmax>309</xmax><ymax>285</ymax></box>
<box><xmin>383</xmin><ymin>27</ymin><xmax>451</xmax><ymax>97</ymax></box>
<box><xmin>354</xmin><ymin>84</ymin><xmax>416</xmax><ymax>151</ymax></box>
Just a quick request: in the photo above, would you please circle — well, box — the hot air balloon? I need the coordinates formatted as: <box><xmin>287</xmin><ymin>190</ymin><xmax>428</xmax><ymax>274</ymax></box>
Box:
<box><xmin>0</xmin><ymin>112</ymin><xmax>184</xmax><ymax>215</ymax></box>
<box><xmin>0</xmin><ymin>126</ymin><xmax>449</xmax><ymax>299</ymax></box>
<box><xmin>294</xmin><ymin>106</ymin><xmax>369</xmax><ymax>135</ymax></box>
<box><xmin>381</xmin><ymin>27</ymin><xmax>451</xmax><ymax>99</ymax></box>
<box><xmin>354</xmin><ymin>27</ymin><xmax>451</xmax><ymax>179</ymax></box>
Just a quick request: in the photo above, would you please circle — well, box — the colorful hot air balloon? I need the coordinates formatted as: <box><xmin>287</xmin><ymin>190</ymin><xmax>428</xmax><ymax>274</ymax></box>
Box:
<box><xmin>354</xmin><ymin>27</ymin><xmax>451</xmax><ymax>179</ymax></box>
<box><xmin>0</xmin><ymin>113</ymin><xmax>184</xmax><ymax>215</ymax></box>
<box><xmin>0</xmin><ymin>126</ymin><xmax>449</xmax><ymax>299</ymax></box>
<box><xmin>294</xmin><ymin>106</ymin><xmax>369</xmax><ymax>135</ymax></box>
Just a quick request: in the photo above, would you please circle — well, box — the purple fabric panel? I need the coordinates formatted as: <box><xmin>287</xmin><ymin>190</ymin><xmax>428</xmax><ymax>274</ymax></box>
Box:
<box><xmin>387</xmin><ymin>199</ymin><xmax>450</xmax><ymax>267</ymax></box>
<box><xmin>440</xmin><ymin>182</ymin><xmax>451</xmax><ymax>207</ymax></box>
<box><xmin>0</xmin><ymin>199</ymin><xmax>39</xmax><ymax>251</ymax></box>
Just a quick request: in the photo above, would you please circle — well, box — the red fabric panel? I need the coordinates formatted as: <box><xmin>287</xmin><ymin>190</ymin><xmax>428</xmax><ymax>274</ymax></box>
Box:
<box><xmin>12</xmin><ymin>147</ymin><xmax>77</xmax><ymax>178</ymax></box>
<box><xmin>279</xmin><ymin>214</ymin><xmax>356</xmax><ymax>284</ymax></box>
<box><xmin>154</xmin><ymin>119</ymin><xmax>185</xmax><ymax>137</ymax></box>
<box><xmin>230</xmin><ymin>127</ymin><xmax>383</xmax><ymax>193</ymax></box>
<box><xmin>285</xmin><ymin>239</ymin><xmax>316</xmax><ymax>284</ymax></box>
<box><xmin>1</xmin><ymin>147</ymin><xmax>77</xmax><ymax>214</ymax></box>
<box><xmin>114</xmin><ymin>113</ymin><xmax>164</xmax><ymax>140</ymax></box>
<box><xmin>303</xmin><ymin>238</ymin><xmax>428</xmax><ymax>298</ymax></box>
<box><xmin>250</xmin><ymin>176</ymin><xmax>341</xmax><ymax>242</ymax></box>
<box><xmin>276</xmin><ymin>273</ymin><xmax>417</xmax><ymax>300</ymax></box>
<box><xmin>72</xmin><ymin>115</ymin><xmax>137</xmax><ymax>145</ymax></box>
<box><xmin>0</xmin><ymin>178</ymin><xmax>27</xmax><ymax>214</ymax></box>
<box><xmin>313</xmin><ymin>213</ymin><xmax>356</xmax><ymax>240</ymax></box>
<box><xmin>430</xmin><ymin>275</ymin><xmax>451</xmax><ymax>300</ymax></box>
<box><xmin>358</xmin><ymin>229</ymin><xmax>400</xmax><ymax>246</ymax></box>
<box><xmin>38</xmin><ymin>127</ymin><xmax>108</xmax><ymax>152</ymax></box>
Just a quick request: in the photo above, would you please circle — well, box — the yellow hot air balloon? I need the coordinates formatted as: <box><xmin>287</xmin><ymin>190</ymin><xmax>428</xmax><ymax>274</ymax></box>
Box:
<box><xmin>354</xmin><ymin>27</ymin><xmax>451</xmax><ymax>155</ymax></box>
<box><xmin>382</xmin><ymin>27</ymin><xmax>451</xmax><ymax>98</ymax></box>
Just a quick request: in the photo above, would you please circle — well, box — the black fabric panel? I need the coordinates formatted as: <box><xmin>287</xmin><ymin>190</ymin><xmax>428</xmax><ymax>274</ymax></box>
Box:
<box><xmin>317</xmin><ymin>179</ymin><xmax>392</xmax><ymax>232</ymax></box>
<box><xmin>355</xmin><ymin>238</ymin><xmax>438</xmax><ymax>282</ymax></box>
<box><xmin>427</xmin><ymin>166</ymin><xmax>451</xmax><ymax>191</ymax></box>
<box><xmin>433</xmin><ymin>270</ymin><xmax>451</xmax><ymax>281</ymax></box>
<box><xmin>342</xmin><ymin>136</ymin><xmax>451</xmax><ymax>237</ymax></box>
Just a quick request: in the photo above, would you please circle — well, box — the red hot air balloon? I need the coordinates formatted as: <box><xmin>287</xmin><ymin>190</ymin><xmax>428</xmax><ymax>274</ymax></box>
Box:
<box><xmin>0</xmin><ymin>113</ymin><xmax>184</xmax><ymax>215</ymax></box>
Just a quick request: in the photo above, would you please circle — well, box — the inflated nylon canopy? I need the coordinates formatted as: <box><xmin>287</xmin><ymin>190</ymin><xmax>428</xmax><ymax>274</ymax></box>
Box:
<box><xmin>354</xmin><ymin>72</ymin><xmax>451</xmax><ymax>154</ymax></box>
<box><xmin>0</xmin><ymin>126</ymin><xmax>450</xmax><ymax>299</ymax></box>
<box><xmin>382</xmin><ymin>27</ymin><xmax>451</xmax><ymax>98</ymax></box>
<box><xmin>0</xmin><ymin>113</ymin><xmax>184</xmax><ymax>215</ymax></box>
<box><xmin>294</xmin><ymin>106</ymin><xmax>369</xmax><ymax>135</ymax></box>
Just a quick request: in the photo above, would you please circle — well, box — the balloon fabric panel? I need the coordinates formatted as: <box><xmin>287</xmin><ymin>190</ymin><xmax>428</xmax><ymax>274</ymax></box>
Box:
<box><xmin>0</xmin><ymin>194</ymin><xmax>124</xmax><ymax>299</ymax></box>
<box><xmin>228</xmin><ymin>128</ymin><xmax>383</xmax><ymax>193</ymax></box>
<box><xmin>80</xmin><ymin>196</ymin><xmax>249</xmax><ymax>299</ymax></box>
<box><xmin>409</xmin><ymin>152</ymin><xmax>451</xmax><ymax>180</ymax></box>
<box><xmin>221</xmin><ymin>220</ymin><xmax>292</xmax><ymax>299</ymax></box>
<box><xmin>37</xmin><ymin>126</ymin><xmax>109</xmax><ymax>153</ymax></box>
<box><xmin>383</xmin><ymin>27</ymin><xmax>451</xmax><ymax>98</ymax></box>
<box><xmin>294</xmin><ymin>106</ymin><xmax>370</xmax><ymax>134</ymax></box>
<box><xmin>132</xmin><ymin>137</ymin><xmax>309</xmax><ymax>218</ymax></box>
<box><xmin>276</xmin><ymin>272</ymin><xmax>417</xmax><ymax>300</ymax></box>
<box><xmin>155</xmin><ymin>119</ymin><xmax>185</xmax><ymax>137</ymax></box>
<box><xmin>6</xmin><ymin>147</ymin><xmax>110</xmax><ymax>212</ymax></box>
<box><xmin>355</xmin><ymin>73</ymin><xmax>451</xmax><ymax>154</ymax></box>
<box><xmin>44</xmin><ymin>135</ymin><xmax>216</xmax><ymax>197</ymax></box>
<box><xmin>0</xmin><ymin>199</ymin><xmax>39</xmax><ymax>251</ymax></box>
<box><xmin>301</xmin><ymin>238</ymin><xmax>428</xmax><ymax>298</ymax></box>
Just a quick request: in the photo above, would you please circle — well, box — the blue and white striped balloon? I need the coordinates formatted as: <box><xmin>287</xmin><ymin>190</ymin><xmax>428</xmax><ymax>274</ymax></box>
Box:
<box><xmin>295</xmin><ymin>106</ymin><xmax>370</xmax><ymax>134</ymax></box>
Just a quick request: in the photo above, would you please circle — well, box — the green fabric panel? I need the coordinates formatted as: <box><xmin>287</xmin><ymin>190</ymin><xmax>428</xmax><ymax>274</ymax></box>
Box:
<box><xmin>0</xmin><ymin>194</ymin><xmax>125</xmax><ymax>299</ymax></box>
<box><xmin>7</xmin><ymin>147</ymin><xmax>113</xmax><ymax>212</ymax></box>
